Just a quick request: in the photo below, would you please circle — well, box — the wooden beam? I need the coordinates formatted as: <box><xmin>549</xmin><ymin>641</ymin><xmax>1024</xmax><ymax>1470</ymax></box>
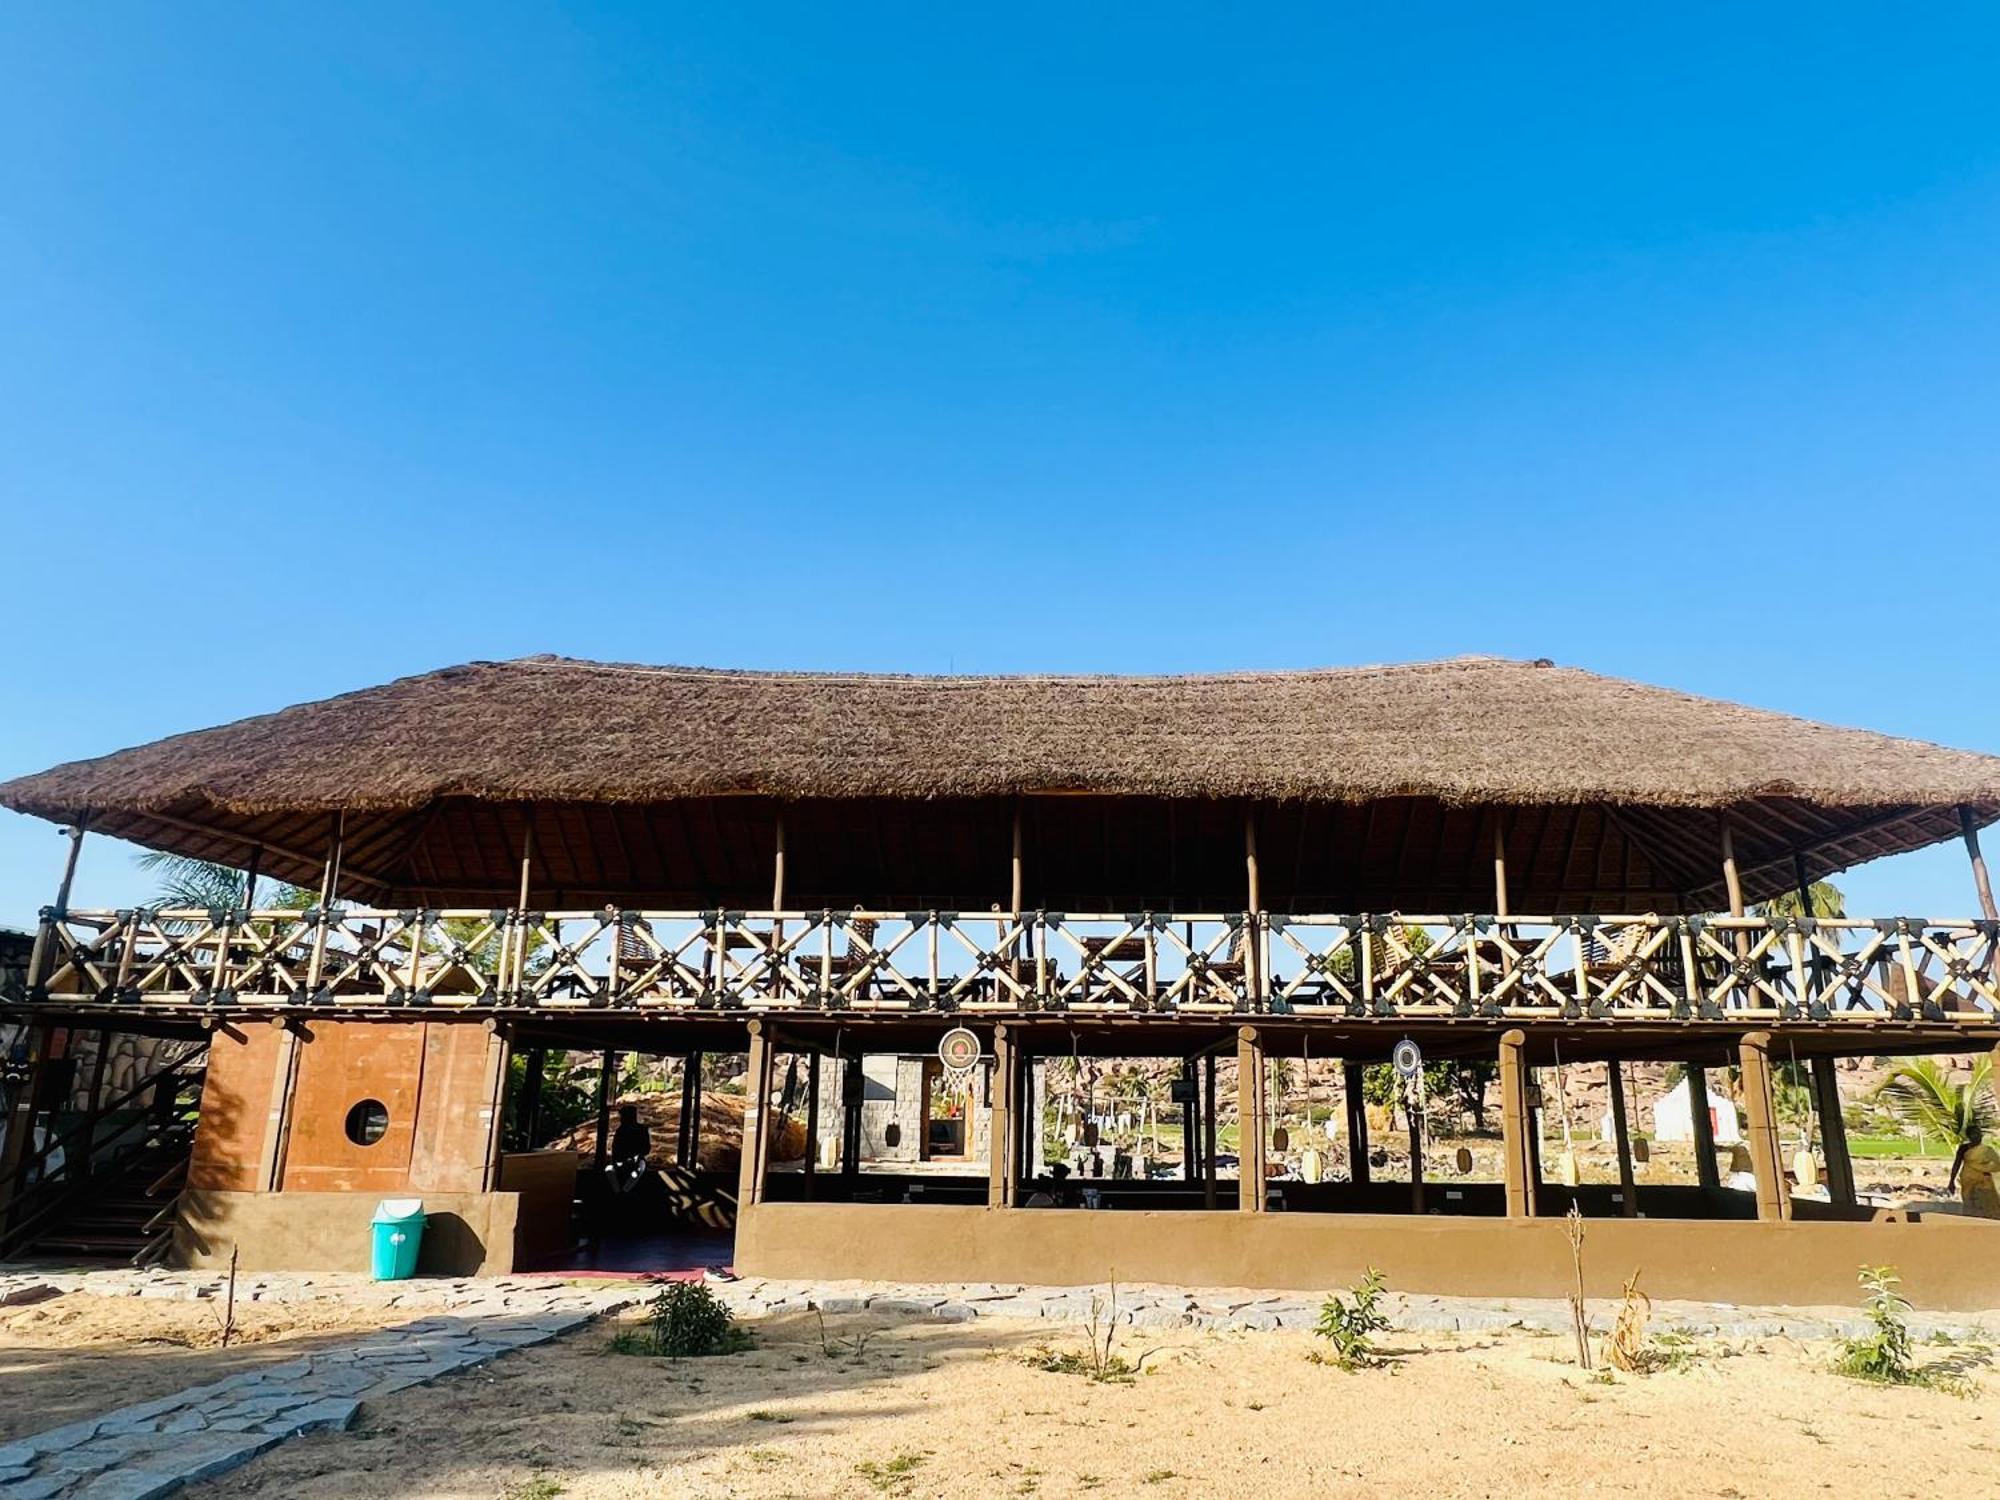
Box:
<box><xmin>1720</xmin><ymin>817</ymin><xmax>1747</xmax><ymax>918</ymax></box>
<box><xmin>1499</xmin><ymin>1029</ymin><xmax>1536</xmax><ymax>1218</ymax></box>
<box><xmin>1236</xmin><ymin>1026</ymin><xmax>1266</xmax><ymax>1212</ymax></box>
<box><xmin>1343</xmin><ymin>1060</ymin><xmax>1370</xmax><ymax>1187</ymax></box>
<box><xmin>737</xmin><ymin>1020</ymin><xmax>774</xmax><ymax>1210</ymax></box>
<box><xmin>135</xmin><ymin>809</ymin><xmax>389</xmax><ymax>894</ymax></box>
<box><xmin>1607</xmin><ymin>1059</ymin><xmax>1638</xmax><ymax>1217</ymax></box>
<box><xmin>988</xmin><ymin>1024</ymin><xmax>1015</xmax><ymax>1208</ymax></box>
<box><xmin>1492</xmin><ymin>810</ymin><xmax>1510</xmax><ymax>919</ymax></box>
<box><xmin>1685</xmin><ymin>1063</ymin><xmax>1721</xmax><ymax>1192</ymax></box>
<box><xmin>1811</xmin><ymin>1058</ymin><xmax>1856</xmax><ymax>1208</ymax></box>
<box><xmin>1738</xmin><ymin>1031</ymin><xmax>1791</xmax><ymax>1222</ymax></box>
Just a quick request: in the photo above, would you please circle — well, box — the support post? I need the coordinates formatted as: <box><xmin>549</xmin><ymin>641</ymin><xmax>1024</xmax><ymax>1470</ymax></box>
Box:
<box><xmin>1810</xmin><ymin>1057</ymin><xmax>1856</xmax><ymax>1208</ymax></box>
<box><xmin>0</xmin><ymin>1023</ymin><xmax>57</xmax><ymax>1216</ymax></box>
<box><xmin>1202</xmin><ymin>1053</ymin><xmax>1218</xmax><ymax>1209</ymax></box>
<box><xmin>26</xmin><ymin>823</ymin><xmax>87</xmax><ymax>996</ymax></box>
<box><xmin>1738</xmin><ymin>1031</ymin><xmax>1792</xmax><ymax>1222</ymax></box>
<box><xmin>1243</xmin><ymin>808</ymin><xmax>1261</xmax><ymax>1000</ymax></box>
<box><xmin>1181</xmin><ymin>1058</ymin><xmax>1198</xmax><ymax>1181</ymax></box>
<box><xmin>479</xmin><ymin>1022</ymin><xmax>510</xmax><ymax>1192</ymax></box>
<box><xmin>257</xmin><ymin>1017</ymin><xmax>301</xmax><ymax>1192</ymax></box>
<box><xmin>1236</xmin><ymin>1026</ymin><xmax>1266</xmax><ymax>1212</ymax></box>
<box><xmin>803</xmin><ymin>1052</ymin><xmax>821</xmax><ymax>1198</ymax></box>
<box><xmin>1011</xmin><ymin>803</ymin><xmax>1024</xmax><ymax>913</ymax></box>
<box><xmin>1685</xmin><ymin>1062</ymin><xmax>1721</xmax><ymax>1191</ymax></box>
<box><xmin>988</xmin><ymin>1025</ymin><xmax>1015</xmax><ymax>1208</ymax></box>
<box><xmin>1407</xmin><ymin>1082</ymin><xmax>1425</xmax><ymax>1213</ymax></box>
<box><xmin>520</xmin><ymin>1045</ymin><xmax>547</xmax><ymax>1147</ymax></box>
<box><xmin>1492</xmin><ymin>811</ymin><xmax>1510</xmax><ymax>919</ymax></box>
<box><xmin>592</xmin><ymin>1050</ymin><xmax>617</xmax><ymax>1173</ymax></box>
<box><xmin>1343</xmin><ymin>1061</ymin><xmax>1370</xmax><ymax>1186</ymax></box>
<box><xmin>841</xmin><ymin>1048</ymin><xmax>863</xmax><ymax>1190</ymax></box>
<box><xmin>738</xmin><ymin>1020</ymin><xmax>774</xmax><ymax>1211</ymax></box>
<box><xmin>1963</xmin><ymin>808</ymin><xmax>2000</xmax><ymax>983</ymax></box>
<box><xmin>1498</xmin><ymin>1029</ymin><xmax>1536</xmax><ymax>1217</ymax></box>
<box><xmin>677</xmin><ymin>1054</ymin><xmax>702</xmax><ymax>1167</ymax></box>
<box><xmin>1607</xmin><ymin>1059</ymin><xmax>1638</xmax><ymax>1217</ymax></box>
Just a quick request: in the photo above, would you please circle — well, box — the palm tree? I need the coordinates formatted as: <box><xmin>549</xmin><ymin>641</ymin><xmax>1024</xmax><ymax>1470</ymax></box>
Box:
<box><xmin>1875</xmin><ymin>1058</ymin><xmax>1994</xmax><ymax>1150</ymax></box>
<box><xmin>1752</xmin><ymin>880</ymin><xmax>1846</xmax><ymax>919</ymax></box>
<box><xmin>136</xmin><ymin>852</ymin><xmax>311</xmax><ymax>910</ymax></box>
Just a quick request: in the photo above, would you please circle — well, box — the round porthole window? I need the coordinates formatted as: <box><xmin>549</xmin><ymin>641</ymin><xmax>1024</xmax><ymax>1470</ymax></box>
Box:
<box><xmin>344</xmin><ymin>1098</ymin><xmax>390</xmax><ymax>1147</ymax></box>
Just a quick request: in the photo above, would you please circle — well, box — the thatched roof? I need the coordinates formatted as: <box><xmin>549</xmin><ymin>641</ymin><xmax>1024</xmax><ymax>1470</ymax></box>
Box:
<box><xmin>3</xmin><ymin>654</ymin><xmax>1996</xmax><ymax>910</ymax></box>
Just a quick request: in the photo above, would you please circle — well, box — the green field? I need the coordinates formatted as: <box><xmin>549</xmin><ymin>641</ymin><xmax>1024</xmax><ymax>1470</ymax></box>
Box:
<box><xmin>1847</xmin><ymin>1134</ymin><xmax>1955</xmax><ymax>1159</ymax></box>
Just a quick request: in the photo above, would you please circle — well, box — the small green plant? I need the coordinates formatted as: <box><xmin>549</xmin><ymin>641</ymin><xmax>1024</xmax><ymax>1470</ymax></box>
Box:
<box><xmin>1835</xmin><ymin>1265</ymin><xmax>1915</xmax><ymax>1384</ymax></box>
<box><xmin>1311</xmin><ymin>1267</ymin><xmax>1390</xmax><ymax>1369</ymax></box>
<box><xmin>855</xmin><ymin>1449</ymin><xmax>930</xmax><ymax>1492</ymax></box>
<box><xmin>506</xmin><ymin>1479</ymin><xmax>566</xmax><ymax>1500</ymax></box>
<box><xmin>747</xmin><ymin>1408</ymin><xmax>794</xmax><ymax>1423</ymax></box>
<box><xmin>1021</xmin><ymin>1282</ymin><xmax>1160</xmax><ymax>1383</ymax></box>
<box><xmin>612</xmin><ymin>1281</ymin><xmax>747</xmax><ymax>1358</ymax></box>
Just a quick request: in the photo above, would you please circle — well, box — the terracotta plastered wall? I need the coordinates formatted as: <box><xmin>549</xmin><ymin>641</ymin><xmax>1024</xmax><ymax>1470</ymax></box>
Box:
<box><xmin>192</xmin><ymin>1019</ymin><xmax>500</xmax><ymax>1196</ymax></box>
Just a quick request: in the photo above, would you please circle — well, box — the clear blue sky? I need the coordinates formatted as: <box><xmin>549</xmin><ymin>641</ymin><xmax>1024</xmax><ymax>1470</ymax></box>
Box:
<box><xmin>3</xmin><ymin>5</ymin><xmax>1998</xmax><ymax>925</ymax></box>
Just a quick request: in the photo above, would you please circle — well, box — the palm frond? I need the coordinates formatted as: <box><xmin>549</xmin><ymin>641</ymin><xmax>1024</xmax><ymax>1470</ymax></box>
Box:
<box><xmin>1874</xmin><ymin>1059</ymin><xmax>1993</xmax><ymax>1147</ymax></box>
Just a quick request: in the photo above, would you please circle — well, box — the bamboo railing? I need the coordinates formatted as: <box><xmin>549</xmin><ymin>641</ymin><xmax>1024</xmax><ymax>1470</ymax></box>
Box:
<box><xmin>16</xmin><ymin>905</ymin><xmax>2000</xmax><ymax>1024</ymax></box>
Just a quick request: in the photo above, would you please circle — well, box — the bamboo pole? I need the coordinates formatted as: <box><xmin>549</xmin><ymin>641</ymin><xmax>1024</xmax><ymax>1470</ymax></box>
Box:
<box><xmin>508</xmin><ymin>815</ymin><xmax>536</xmax><ymax>995</ymax></box>
<box><xmin>1244</xmin><ymin>807</ymin><xmax>1261</xmax><ymax>1001</ymax></box>
<box><xmin>306</xmin><ymin>813</ymin><xmax>344</xmax><ymax>996</ymax></box>
<box><xmin>27</xmin><ymin>823</ymin><xmax>87</xmax><ymax>996</ymax></box>
<box><xmin>1492</xmin><ymin>811</ymin><xmax>1510</xmax><ymax>919</ymax></box>
<box><xmin>803</xmin><ymin>1052</ymin><xmax>821</xmax><ymax>1198</ymax></box>
<box><xmin>1203</xmin><ymin>1054</ymin><xmax>1218</xmax><ymax>1209</ymax></box>
<box><xmin>737</xmin><ymin>1020</ymin><xmax>774</xmax><ymax>1211</ymax></box>
<box><xmin>1961</xmin><ymin>808</ymin><xmax>2000</xmax><ymax>984</ymax></box>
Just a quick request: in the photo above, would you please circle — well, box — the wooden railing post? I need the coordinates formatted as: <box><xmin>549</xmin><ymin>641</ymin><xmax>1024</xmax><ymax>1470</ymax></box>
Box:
<box><xmin>737</xmin><ymin>1020</ymin><xmax>774</xmax><ymax>1211</ymax></box>
<box><xmin>1686</xmin><ymin>1062</ymin><xmax>1721</xmax><ymax>1192</ymax></box>
<box><xmin>1811</xmin><ymin>1057</ymin><xmax>1857</xmax><ymax>1208</ymax></box>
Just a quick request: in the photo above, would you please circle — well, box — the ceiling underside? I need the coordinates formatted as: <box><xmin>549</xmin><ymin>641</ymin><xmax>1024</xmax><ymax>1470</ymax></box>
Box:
<box><xmin>56</xmin><ymin>792</ymin><xmax>1987</xmax><ymax>914</ymax></box>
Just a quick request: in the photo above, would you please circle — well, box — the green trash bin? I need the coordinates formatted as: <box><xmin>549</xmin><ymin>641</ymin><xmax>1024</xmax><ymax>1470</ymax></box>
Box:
<box><xmin>371</xmin><ymin>1199</ymin><xmax>426</xmax><ymax>1281</ymax></box>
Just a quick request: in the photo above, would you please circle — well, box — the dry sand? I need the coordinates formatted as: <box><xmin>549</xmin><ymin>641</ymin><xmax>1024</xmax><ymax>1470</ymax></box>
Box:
<box><xmin>187</xmin><ymin>1303</ymin><xmax>1999</xmax><ymax>1499</ymax></box>
<box><xmin>0</xmin><ymin>1292</ymin><xmax>408</xmax><ymax>1443</ymax></box>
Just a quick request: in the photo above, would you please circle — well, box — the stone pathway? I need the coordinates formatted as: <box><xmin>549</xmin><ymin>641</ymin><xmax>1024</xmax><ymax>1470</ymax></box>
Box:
<box><xmin>0</xmin><ymin>1275</ymin><xmax>636</xmax><ymax>1500</ymax></box>
<box><xmin>712</xmin><ymin>1274</ymin><xmax>2000</xmax><ymax>1344</ymax></box>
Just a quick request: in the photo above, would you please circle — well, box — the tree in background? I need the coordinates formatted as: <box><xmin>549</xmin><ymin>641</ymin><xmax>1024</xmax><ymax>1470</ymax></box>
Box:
<box><xmin>1752</xmin><ymin>880</ymin><xmax>1846</xmax><ymax>919</ymax></box>
<box><xmin>1875</xmin><ymin>1057</ymin><xmax>1994</xmax><ymax>1151</ymax></box>
<box><xmin>137</xmin><ymin>851</ymin><xmax>311</xmax><ymax>910</ymax></box>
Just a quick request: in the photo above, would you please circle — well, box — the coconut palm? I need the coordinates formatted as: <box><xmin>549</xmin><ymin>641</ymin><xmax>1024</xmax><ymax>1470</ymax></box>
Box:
<box><xmin>136</xmin><ymin>851</ymin><xmax>312</xmax><ymax>910</ymax></box>
<box><xmin>1874</xmin><ymin>1058</ymin><xmax>1994</xmax><ymax>1149</ymax></box>
<box><xmin>1752</xmin><ymin>880</ymin><xmax>1846</xmax><ymax>919</ymax></box>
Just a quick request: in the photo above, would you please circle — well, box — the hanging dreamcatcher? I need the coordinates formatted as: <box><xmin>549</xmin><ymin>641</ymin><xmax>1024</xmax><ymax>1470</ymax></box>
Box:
<box><xmin>937</xmin><ymin>1027</ymin><xmax>982</xmax><ymax>1100</ymax></box>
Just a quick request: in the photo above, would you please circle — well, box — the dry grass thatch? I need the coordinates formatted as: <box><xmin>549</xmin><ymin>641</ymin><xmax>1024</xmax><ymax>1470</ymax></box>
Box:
<box><xmin>5</xmin><ymin>654</ymin><xmax>1998</xmax><ymax>817</ymax></box>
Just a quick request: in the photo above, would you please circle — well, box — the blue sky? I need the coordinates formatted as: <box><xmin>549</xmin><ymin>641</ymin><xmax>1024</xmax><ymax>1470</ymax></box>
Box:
<box><xmin>3</xmin><ymin>6</ymin><xmax>1998</xmax><ymax>925</ymax></box>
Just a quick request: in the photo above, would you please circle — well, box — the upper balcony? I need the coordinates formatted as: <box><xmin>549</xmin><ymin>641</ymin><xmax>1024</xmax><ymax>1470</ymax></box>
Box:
<box><xmin>25</xmin><ymin>903</ymin><xmax>2000</xmax><ymax>1026</ymax></box>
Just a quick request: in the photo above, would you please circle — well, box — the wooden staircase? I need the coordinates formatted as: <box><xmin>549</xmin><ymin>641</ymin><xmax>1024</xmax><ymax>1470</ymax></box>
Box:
<box><xmin>1</xmin><ymin>1050</ymin><xmax>204</xmax><ymax>1267</ymax></box>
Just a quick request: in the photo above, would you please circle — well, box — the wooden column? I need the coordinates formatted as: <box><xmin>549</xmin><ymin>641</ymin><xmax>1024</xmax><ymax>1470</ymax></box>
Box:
<box><xmin>26</xmin><ymin>823</ymin><xmax>87</xmax><ymax>996</ymax></box>
<box><xmin>1738</xmin><ymin>1031</ymin><xmax>1791</xmax><ymax>1222</ymax></box>
<box><xmin>677</xmin><ymin>1054</ymin><xmax>703</xmax><ymax>1168</ymax></box>
<box><xmin>1963</xmin><ymin>809</ymin><xmax>2000</xmax><ymax>982</ymax></box>
<box><xmin>1407</xmin><ymin>1083</ymin><xmax>1426</xmax><ymax>1213</ymax></box>
<box><xmin>592</xmin><ymin>1050</ymin><xmax>617</xmax><ymax>1172</ymax></box>
<box><xmin>803</xmin><ymin>1053</ymin><xmax>821</xmax><ymax>1198</ymax></box>
<box><xmin>841</xmin><ymin>1049</ymin><xmax>863</xmax><ymax>1189</ymax></box>
<box><xmin>1010</xmin><ymin>803</ymin><xmax>1025</xmax><ymax>913</ymax></box>
<box><xmin>737</xmin><ymin>1020</ymin><xmax>775</xmax><ymax>1211</ymax></box>
<box><xmin>1202</xmin><ymin>1054</ymin><xmax>1218</xmax><ymax>1209</ymax></box>
<box><xmin>1180</xmin><ymin>1058</ymin><xmax>1199</xmax><ymax>1181</ymax></box>
<box><xmin>987</xmin><ymin>1026</ymin><xmax>1015</xmax><ymax>1208</ymax></box>
<box><xmin>1607</xmin><ymin>1059</ymin><xmax>1639</xmax><ymax>1217</ymax></box>
<box><xmin>520</xmin><ymin>1045</ymin><xmax>547</xmax><ymax>1147</ymax></box>
<box><xmin>1243</xmin><ymin>808</ymin><xmax>1262</xmax><ymax>1000</ymax></box>
<box><xmin>256</xmin><ymin>1017</ymin><xmax>301</xmax><ymax>1192</ymax></box>
<box><xmin>1811</xmin><ymin>1057</ymin><xmax>1856</xmax><ymax>1208</ymax></box>
<box><xmin>1236</xmin><ymin>1026</ymin><xmax>1266</xmax><ymax>1212</ymax></box>
<box><xmin>478</xmin><ymin>1023</ymin><xmax>511</xmax><ymax>1192</ymax></box>
<box><xmin>1498</xmin><ymin>1030</ymin><xmax>1536</xmax><ymax>1218</ymax></box>
<box><xmin>1492</xmin><ymin>812</ymin><xmax>1510</xmax><ymax>919</ymax></box>
<box><xmin>1685</xmin><ymin>1062</ymin><xmax>1721</xmax><ymax>1191</ymax></box>
<box><xmin>506</xmin><ymin>814</ymin><xmax>535</xmax><ymax>996</ymax></box>
<box><xmin>1343</xmin><ymin>1061</ymin><xmax>1370</xmax><ymax>1186</ymax></box>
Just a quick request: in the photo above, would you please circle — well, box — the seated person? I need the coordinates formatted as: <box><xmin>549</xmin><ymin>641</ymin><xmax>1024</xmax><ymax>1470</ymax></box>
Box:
<box><xmin>608</xmin><ymin>1104</ymin><xmax>654</xmax><ymax>1195</ymax></box>
<box><xmin>1023</xmin><ymin>1163</ymin><xmax>1072</xmax><ymax>1207</ymax></box>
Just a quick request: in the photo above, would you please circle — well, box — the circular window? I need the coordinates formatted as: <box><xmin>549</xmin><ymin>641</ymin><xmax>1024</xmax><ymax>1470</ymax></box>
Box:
<box><xmin>344</xmin><ymin>1099</ymin><xmax>390</xmax><ymax>1147</ymax></box>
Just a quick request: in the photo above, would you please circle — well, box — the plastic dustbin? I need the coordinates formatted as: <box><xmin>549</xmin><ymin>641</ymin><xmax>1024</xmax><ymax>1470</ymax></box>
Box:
<box><xmin>371</xmin><ymin>1199</ymin><xmax>427</xmax><ymax>1280</ymax></box>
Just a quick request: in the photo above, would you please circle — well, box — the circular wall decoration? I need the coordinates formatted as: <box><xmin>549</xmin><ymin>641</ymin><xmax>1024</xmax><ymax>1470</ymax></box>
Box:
<box><xmin>344</xmin><ymin>1098</ymin><xmax>390</xmax><ymax>1147</ymax></box>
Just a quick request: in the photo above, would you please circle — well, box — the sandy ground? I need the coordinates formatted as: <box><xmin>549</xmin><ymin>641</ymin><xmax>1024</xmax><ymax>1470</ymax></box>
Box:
<box><xmin>187</xmin><ymin>1304</ymin><xmax>2000</xmax><ymax>1500</ymax></box>
<box><xmin>0</xmin><ymin>1292</ymin><xmax>408</xmax><ymax>1443</ymax></box>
